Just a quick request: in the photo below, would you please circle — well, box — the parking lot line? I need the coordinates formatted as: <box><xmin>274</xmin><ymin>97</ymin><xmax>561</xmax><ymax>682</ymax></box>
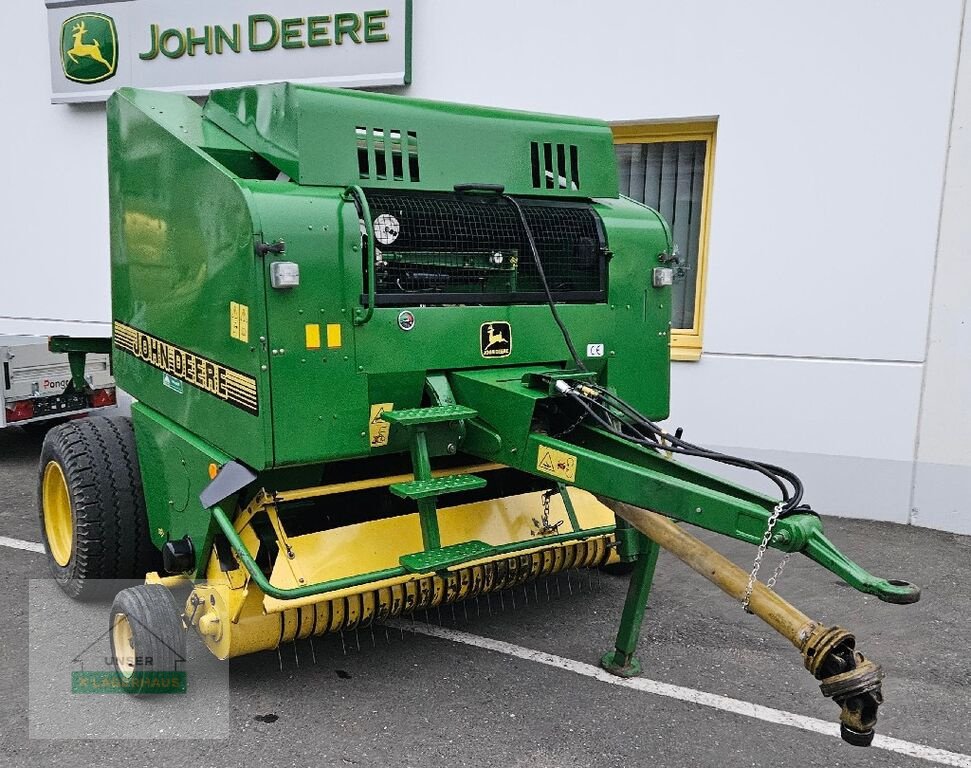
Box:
<box><xmin>0</xmin><ymin>535</ymin><xmax>44</xmax><ymax>554</ymax></box>
<box><xmin>393</xmin><ymin>620</ymin><xmax>971</xmax><ymax>768</ymax></box>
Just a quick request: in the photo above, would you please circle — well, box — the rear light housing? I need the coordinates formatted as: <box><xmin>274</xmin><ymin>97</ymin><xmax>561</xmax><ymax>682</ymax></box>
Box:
<box><xmin>5</xmin><ymin>400</ymin><xmax>35</xmax><ymax>423</ymax></box>
<box><xmin>89</xmin><ymin>387</ymin><xmax>117</xmax><ymax>408</ymax></box>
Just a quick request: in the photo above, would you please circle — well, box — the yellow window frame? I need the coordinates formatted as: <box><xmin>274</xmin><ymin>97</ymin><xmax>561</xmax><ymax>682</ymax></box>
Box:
<box><xmin>612</xmin><ymin>121</ymin><xmax>717</xmax><ymax>362</ymax></box>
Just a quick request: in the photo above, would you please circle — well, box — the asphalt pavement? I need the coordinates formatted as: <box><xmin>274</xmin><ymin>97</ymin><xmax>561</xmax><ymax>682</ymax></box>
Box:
<box><xmin>1</xmin><ymin>424</ymin><xmax>969</xmax><ymax>768</ymax></box>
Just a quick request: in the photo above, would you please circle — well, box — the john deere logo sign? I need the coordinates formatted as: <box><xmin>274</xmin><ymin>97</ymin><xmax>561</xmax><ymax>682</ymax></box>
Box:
<box><xmin>60</xmin><ymin>13</ymin><xmax>118</xmax><ymax>84</ymax></box>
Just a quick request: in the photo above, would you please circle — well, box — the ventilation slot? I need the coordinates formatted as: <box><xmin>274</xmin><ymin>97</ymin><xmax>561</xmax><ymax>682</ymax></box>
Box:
<box><xmin>357</xmin><ymin>127</ymin><xmax>420</xmax><ymax>182</ymax></box>
<box><xmin>530</xmin><ymin>142</ymin><xmax>580</xmax><ymax>191</ymax></box>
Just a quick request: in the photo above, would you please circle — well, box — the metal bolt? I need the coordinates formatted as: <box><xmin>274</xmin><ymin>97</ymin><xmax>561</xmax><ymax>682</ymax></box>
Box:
<box><xmin>446</xmin><ymin>443</ymin><xmax>457</xmax><ymax>455</ymax></box>
<box><xmin>695</xmin><ymin>507</ymin><xmax>703</xmax><ymax>515</ymax></box>
<box><xmin>261</xmin><ymin>365</ymin><xmax>268</xmax><ymax>371</ymax></box>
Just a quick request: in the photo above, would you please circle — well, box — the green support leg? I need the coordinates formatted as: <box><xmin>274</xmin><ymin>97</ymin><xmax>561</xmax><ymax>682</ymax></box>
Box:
<box><xmin>601</xmin><ymin>533</ymin><xmax>661</xmax><ymax>678</ymax></box>
<box><xmin>409</xmin><ymin>429</ymin><xmax>441</xmax><ymax>550</ymax></box>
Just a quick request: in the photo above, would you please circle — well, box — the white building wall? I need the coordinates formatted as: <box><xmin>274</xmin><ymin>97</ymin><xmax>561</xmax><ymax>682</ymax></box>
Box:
<box><xmin>913</xmin><ymin>0</ymin><xmax>971</xmax><ymax>535</ymax></box>
<box><xmin>1</xmin><ymin>1</ymin><xmax>967</xmax><ymax>532</ymax></box>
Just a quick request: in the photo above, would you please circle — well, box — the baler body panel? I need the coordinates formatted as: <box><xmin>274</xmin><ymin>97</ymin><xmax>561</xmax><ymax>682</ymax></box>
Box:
<box><xmin>108</xmin><ymin>89</ymin><xmax>273</xmax><ymax>470</ymax></box>
<box><xmin>204</xmin><ymin>82</ymin><xmax>620</xmax><ymax>196</ymax></box>
<box><xmin>107</xmin><ymin>85</ymin><xmax>671</xmax><ymax>469</ymax></box>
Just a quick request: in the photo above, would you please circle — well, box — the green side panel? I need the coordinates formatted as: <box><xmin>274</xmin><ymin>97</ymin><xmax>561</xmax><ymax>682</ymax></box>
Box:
<box><xmin>108</xmin><ymin>88</ymin><xmax>273</xmax><ymax>470</ymax></box>
<box><xmin>204</xmin><ymin>83</ymin><xmax>619</xmax><ymax>197</ymax></box>
<box><xmin>596</xmin><ymin>198</ymin><xmax>673</xmax><ymax>419</ymax></box>
<box><xmin>243</xmin><ymin>183</ymin><xmax>371</xmax><ymax>465</ymax></box>
<box><xmin>131</xmin><ymin>403</ymin><xmax>235</xmax><ymax>576</ymax></box>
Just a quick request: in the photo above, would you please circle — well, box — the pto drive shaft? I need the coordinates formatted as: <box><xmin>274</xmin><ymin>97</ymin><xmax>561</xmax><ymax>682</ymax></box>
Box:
<box><xmin>599</xmin><ymin>498</ymin><xmax>885</xmax><ymax>747</ymax></box>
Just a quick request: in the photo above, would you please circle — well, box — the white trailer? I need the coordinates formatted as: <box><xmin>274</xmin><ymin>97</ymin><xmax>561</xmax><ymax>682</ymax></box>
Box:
<box><xmin>1</xmin><ymin>337</ymin><xmax>116</xmax><ymax>429</ymax></box>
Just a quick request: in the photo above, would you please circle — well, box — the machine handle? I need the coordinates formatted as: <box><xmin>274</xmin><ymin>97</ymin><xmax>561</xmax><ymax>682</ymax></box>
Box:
<box><xmin>345</xmin><ymin>185</ymin><xmax>376</xmax><ymax>327</ymax></box>
<box><xmin>453</xmin><ymin>183</ymin><xmax>505</xmax><ymax>195</ymax></box>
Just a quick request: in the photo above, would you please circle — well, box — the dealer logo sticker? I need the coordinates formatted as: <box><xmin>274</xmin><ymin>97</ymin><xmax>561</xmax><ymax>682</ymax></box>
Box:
<box><xmin>60</xmin><ymin>13</ymin><xmax>118</xmax><ymax>85</ymax></box>
<box><xmin>480</xmin><ymin>322</ymin><xmax>511</xmax><ymax>358</ymax></box>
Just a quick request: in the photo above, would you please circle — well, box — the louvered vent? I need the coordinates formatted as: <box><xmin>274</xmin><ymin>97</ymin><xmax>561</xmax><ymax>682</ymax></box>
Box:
<box><xmin>357</xmin><ymin>127</ymin><xmax>420</xmax><ymax>182</ymax></box>
<box><xmin>530</xmin><ymin>142</ymin><xmax>580</xmax><ymax>191</ymax></box>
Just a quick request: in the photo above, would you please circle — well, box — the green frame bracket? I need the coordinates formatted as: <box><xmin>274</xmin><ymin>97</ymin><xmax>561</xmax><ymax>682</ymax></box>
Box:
<box><xmin>525</xmin><ymin>428</ymin><xmax>919</xmax><ymax>604</ymax></box>
<box><xmin>48</xmin><ymin>336</ymin><xmax>112</xmax><ymax>391</ymax></box>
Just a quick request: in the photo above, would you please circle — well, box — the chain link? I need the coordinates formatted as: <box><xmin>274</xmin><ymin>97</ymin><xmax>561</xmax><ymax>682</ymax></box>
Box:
<box><xmin>765</xmin><ymin>553</ymin><xmax>791</xmax><ymax>591</ymax></box>
<box><xmin>532</xmin><ymin>490</ymin><xmax>563</xmax><ymax>536</ymax></box>
<box><xmin>741</xmin><ymin>502</ymin><xmax>785</xmax><ymax>612</ymax></box>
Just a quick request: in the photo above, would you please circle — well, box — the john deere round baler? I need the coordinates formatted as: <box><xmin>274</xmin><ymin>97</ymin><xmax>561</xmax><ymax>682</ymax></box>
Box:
<box><xmin>39</xmin><ymin>84</ymin><xmax>919</xmax><ymax>745</ymax></box>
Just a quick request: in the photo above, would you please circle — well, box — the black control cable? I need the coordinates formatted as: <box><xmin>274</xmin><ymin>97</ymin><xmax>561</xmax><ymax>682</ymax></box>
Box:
<box><xmin>453</xmin><ymin>183</ymin><xmax>586</xmax><ymax>371</ymax></box>
<box><xmin>453</xmin><ymin>182</ymin><xmax>808</xmax><ymax>514</ymax></box>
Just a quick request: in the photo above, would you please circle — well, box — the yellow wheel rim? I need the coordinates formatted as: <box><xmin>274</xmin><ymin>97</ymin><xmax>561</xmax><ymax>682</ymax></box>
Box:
<box><xmin>111</xmin><ymin>613</ymin><xmax>136</xmax><ymax>679</ymax></box>
<box><xmin>42</xmin><ymin>461</ymin><xmax>73</xmax><ymax>567</ymax></box>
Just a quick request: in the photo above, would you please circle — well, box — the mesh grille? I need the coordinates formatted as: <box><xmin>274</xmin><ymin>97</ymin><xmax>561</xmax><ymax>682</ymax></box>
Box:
<box><xmin>362</xmin><ymin>189</ymin><xmax>606</xmax><ymax>305</ymax></box>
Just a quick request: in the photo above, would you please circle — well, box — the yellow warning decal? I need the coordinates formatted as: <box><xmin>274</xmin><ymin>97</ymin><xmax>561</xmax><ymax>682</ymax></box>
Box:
<box><xmin>230</xmin><ymin>302</ymin><xmax>249</xmax><ymax>343</ymax></box>
<box><xmin>536</xmin><ymin>445</ymin><xmax>577</xmax><ymax>482</ymax></box>
<box><xmin>368</xmin><ymin>402</ymin><xmax>394</xmax><ymax>448</ymax></box>
<box><xmin>326</xmin><ymin>323</ymin><xmax>342</xmax><ymax>349</ymax></box>
<box><xmin>305</xmin><ymin>323</ymin><xmax>321</xmax><ymax>350</ymax></box>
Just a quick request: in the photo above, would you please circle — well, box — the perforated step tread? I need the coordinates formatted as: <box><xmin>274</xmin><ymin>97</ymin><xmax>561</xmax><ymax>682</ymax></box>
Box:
<box><xmin>400</xmin><ymin>540</ymin><xmax>497</xmax><ymax>573</ymax></box>
<box><xmin>389</xmin><ymin>473</ymin><xmax>486</xmax><ymax>500</ymax></box>
<box><xmin>381</xmin><ymin>405</ymin><xmax>478</xmax><ymax>427</ymax></box>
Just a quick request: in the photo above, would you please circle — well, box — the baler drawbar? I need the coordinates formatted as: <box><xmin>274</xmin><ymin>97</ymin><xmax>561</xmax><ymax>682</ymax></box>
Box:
<box><xmin>38</xmin><ymin>83</ymin><xmax>918</xmax><ymax>748</ymax></box>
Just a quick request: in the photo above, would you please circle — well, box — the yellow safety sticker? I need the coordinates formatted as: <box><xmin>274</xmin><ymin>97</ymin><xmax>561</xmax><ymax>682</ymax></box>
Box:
<box><xmin>536</xmin><ymin>445</ymin><xmax>578</xmax><ymax>482</ymax></box>
<box><xmin>326</xmin><ymin>323</ymin><xmax>342</xmax><ymax>349</ymax></box>
<box><xmin>305</xmin><ymin>323</ymin><xmax>321</xmax><ymax>350</ymax></box>
<box><xmin>368</xmin><ymin>402</ymin><xmax>394</xmax><ymax>448</ymax></box>
<box><xmin>230</xmin><ymin>302</ymin><xmax>249</xmax><ymax>343</ymax></box>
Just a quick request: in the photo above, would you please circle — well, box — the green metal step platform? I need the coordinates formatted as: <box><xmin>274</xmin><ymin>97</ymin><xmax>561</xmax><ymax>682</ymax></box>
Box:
<box><xmin>390</xmin><ymin>474</ymin><xmax>487</xmax><ymax>500</ymax></box>
<box><xmin>399</xmin><ymin>540</ymin><xmax>497</xmax><ymax>573</ymax></box>
<box><xmin>381</xmin><ymin>404</ymin><xmax>478</xmax><ymax>427</ymax></box>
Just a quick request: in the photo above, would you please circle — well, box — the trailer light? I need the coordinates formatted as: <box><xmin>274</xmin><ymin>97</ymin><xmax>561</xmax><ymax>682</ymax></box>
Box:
<box><xmin>89</xmin><ymin>388</ymin><xmax>117</xmax><ymax>408</ymax></box>
<box><xmin>5</xmin><ymin>400</ymin><xmax>34</xmax><ymax>422</ymax></box>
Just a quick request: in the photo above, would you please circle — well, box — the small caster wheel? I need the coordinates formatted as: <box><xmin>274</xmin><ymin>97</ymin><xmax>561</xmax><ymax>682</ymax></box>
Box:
<box><xmin>109</xmin><ymin>584</ymin><xmax>187</xmax><ymax>695</ymax></box>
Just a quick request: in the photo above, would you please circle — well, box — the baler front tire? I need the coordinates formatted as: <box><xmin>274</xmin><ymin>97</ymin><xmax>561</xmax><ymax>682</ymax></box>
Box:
<box><xmin>38</xmin><ymin>416</ymin><xmax>160</xmax><ymax>600</ymax></box>
<box><xmin>109</xmin><ymin>584</ymin><xmax>186</xmax><ymax>695</ymax></box>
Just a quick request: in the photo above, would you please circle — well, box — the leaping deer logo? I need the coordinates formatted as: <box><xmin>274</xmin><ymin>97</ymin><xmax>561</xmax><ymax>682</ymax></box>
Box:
<box><xmin>60</xmin><ymin>13</ymin><xmax>118</xmax><ymax>84</ymax></box>
<box><xmin>67</xmin><ymin>21</ymin><xmax>111</xmax><ymax>71</ymax></box>
<box><xmin>481</xmin><ymin>322</ymin><xmax>512</xmax><ymax>357</ymax></box>
<box><xmin>484</xmin><ymin>324</ymin><xmax>507</xmax><ymax>350</ymax></box>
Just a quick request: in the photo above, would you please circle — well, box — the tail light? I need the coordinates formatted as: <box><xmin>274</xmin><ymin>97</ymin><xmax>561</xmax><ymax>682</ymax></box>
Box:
<box><xmin>5</xmin><ymin>400</ymin><xmax>35</xmax><ymax>423</ymax></box>
<box><xmin>89</xmin><ymin>387</ymin><xmax>117</xmax><ymax>408</ymax></box>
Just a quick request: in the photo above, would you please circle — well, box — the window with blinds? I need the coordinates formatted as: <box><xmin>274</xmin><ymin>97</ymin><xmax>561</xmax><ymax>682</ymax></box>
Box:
<box><xmin>613</xmin><ymin>122</ymin><xmax>716</xmax><ymax>361</ymax></box>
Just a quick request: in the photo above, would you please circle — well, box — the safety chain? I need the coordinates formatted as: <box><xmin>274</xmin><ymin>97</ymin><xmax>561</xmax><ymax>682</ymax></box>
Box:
<box><xmin>741</xmin><ymin>502</ymin><xmax>786</xmax><ymax>612</ymax></box>
<box><xmin>532</xmin><ymin>490</ymin><xmax>564</xmax><ymax>536</ymax></box>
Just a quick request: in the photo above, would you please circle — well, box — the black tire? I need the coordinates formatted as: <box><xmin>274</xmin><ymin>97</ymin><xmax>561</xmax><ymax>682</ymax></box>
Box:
<box><xmin>38</xmin><ymin>415</ymin><xmax>161</xmax><ymax>600</ymax></box>
<box><xmin>109</xmin><ymin>584</ymin><xmax>186</xmax><ymax>695</ymax></box>
<box><xmin>600</xmin><ymin>560</ymin><xmax>637</xmax><ymax>577</ymax></box>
